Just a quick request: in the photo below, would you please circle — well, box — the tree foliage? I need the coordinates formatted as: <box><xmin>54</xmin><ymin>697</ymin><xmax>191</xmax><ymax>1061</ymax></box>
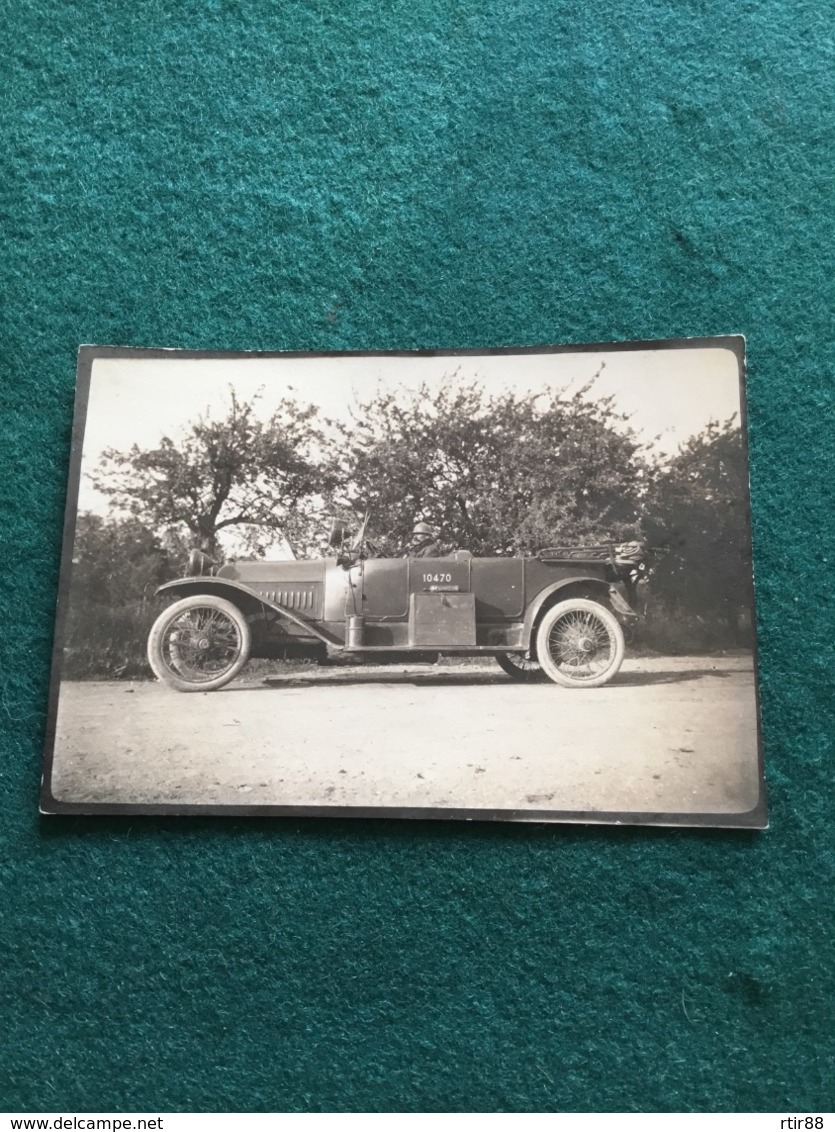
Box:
<box><xmin>93</xmin><ymin>391</ymin><xmax>333</xmax><ymax>556</ymax></box>
<box><xmin>337</xmin><ymin>380</ymin><xmax>649</xmax><ymax>555</ymax></box>
<box><xmin>643</xmin><ymin>417</ymin><xmax>752</xmax><ymax>639</ymax></box>
<box><xmin>70</xmin><ymin>513</ymin><xmax>179</xmax><ymax>607</ymax></box>
<box><xmin>64</xmin><ymin>514</ymin><xmax>182</xmax><ymax>678</ymax></box>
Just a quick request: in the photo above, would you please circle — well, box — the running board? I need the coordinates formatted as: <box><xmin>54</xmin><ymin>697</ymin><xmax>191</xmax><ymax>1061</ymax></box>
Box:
<box><xmin>343</xmin><ymin>645</ymin><xmax>523</xmax><ymax>654</ymax></box>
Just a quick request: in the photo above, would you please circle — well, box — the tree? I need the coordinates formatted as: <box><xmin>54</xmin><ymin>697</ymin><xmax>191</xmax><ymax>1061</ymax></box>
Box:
<box><xmin>643</xmin><ymin>417</ymin><xmax>753</xmax><ymax>641</ymax></box>
<box><xmin>63</xmin><ymin>514</ymin><xmax>183</xmax><ymax>678</ymax></box>
<box><xmin>93</xmin><ymin>391</ymin><xmax>335</xmax><ymax>557</ymax></box>
<box><xmin>70</xmin><ymin>513</ymin><xmax>178</xmax><ymax>608</ymax></box>
<box><xmin>337</xmin><ymin>378</ymin><xmax>649</xmax><ymax>555</ymax></box>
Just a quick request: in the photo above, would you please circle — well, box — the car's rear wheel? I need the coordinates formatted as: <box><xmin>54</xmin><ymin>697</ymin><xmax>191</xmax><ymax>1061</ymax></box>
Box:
<box><xmin>496</xmin><ymin>651</ymin><xmax>546</xmax><ymax>682</ymax></box>
<box><xmin>536</xmin><ymin>598</ymin><xmax>625</xmax><ymax>688</ymax></box>
<box><xmin>147</xmin><ymin>595</ymin><xmax>251</xmax><ymax>692</ymax></box>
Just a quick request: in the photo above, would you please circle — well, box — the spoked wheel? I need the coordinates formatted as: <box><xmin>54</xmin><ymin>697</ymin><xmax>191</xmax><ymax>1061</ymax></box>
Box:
<box><xmin>496</xmin><ymin>651</ymin><xmax>547</xmax><ymax>682</ymax></box>
<box><xmin>147</xmin><ymin>595</ymin><xmax>251</xmax><ymax>692</ymax></box>
<box><xmin>535</xmin><ymin>599</ymin><xmax>625</xmax><ymax>689</ymax></box>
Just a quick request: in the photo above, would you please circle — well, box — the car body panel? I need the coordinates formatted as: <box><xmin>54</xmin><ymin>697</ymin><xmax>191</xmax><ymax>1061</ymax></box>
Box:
<box><xmin>361</xmin><ymin>558</ymin><xmax>410</xmax><ymax>619</ymax></box>
<box><xmin>471</xmin><ymin>556</ymin><xmax>525</xmax><ymax>619</ymax></box>
<box><xmin>217</xmin><ymin>558</ymin><xmax>327</xmax><ymax>619</ymax></box>
<box><xmin>157</xmin><ymin>546</ymin><xmax>639</xmax><ymax>657</ymax></box>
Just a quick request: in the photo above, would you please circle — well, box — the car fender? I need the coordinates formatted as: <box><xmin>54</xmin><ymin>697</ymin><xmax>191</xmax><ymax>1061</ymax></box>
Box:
<box><xmin>521</xmin><ymin>576</ymin><xmax>617</xmax><ymax>648</ymax></box>
<box><xmin>155</xmin><ymin>578</ymin><xmax>342</xmax><ymax>646</ymax></box>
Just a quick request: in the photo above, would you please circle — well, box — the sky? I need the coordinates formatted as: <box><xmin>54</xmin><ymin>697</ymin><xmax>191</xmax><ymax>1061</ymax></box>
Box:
<box><xmin>78</xmin><ymin>343</ymin><xmax>743</xmax><ymax>519</ymax></box>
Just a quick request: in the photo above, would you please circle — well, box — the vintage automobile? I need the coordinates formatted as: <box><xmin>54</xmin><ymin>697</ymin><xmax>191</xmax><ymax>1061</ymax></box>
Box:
<box><xmin>146</xmin><ymin>519</ymin><xmax>649</xmax><ymax>692</ymax></box>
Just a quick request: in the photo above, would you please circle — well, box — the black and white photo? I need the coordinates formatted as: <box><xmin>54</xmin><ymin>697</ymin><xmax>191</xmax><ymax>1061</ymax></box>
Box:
<box><xmin>42</xmin><ymin>338</ymin><xmax>765</xmax><ymax>827</ymax></box>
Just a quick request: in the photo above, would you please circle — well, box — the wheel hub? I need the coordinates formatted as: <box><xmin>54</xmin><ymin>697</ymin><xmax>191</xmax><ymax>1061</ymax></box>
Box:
<box><xmin>197</xmin><ymin>636</ymin><xmax>211</xmax><ymax>650</ymax></box>
<box><xmin>577</xmin><ymin>636</ymin><xmax>596</xmax><ymax>654</ymax></box>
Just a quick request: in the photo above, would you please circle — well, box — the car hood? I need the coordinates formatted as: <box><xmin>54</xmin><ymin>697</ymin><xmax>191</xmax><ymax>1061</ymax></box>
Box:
<box><xmin>217</xmin><ymin>558</ymin><xmax>330</xmax><ymax>584</ymax></box>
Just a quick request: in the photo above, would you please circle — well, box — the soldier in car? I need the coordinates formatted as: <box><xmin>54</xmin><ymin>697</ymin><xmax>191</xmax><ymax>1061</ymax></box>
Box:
<box><xmin>407</xmin><ymin>520</ymin><xmax>443</xmax><ymax>558</ymax></box>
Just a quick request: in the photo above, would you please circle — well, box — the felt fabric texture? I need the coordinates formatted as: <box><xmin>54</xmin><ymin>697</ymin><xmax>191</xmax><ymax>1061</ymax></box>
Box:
<box><xmin>1</xmin><ymin>0</ymin><xmax>833</xmax><ymax>1114</ymax></box>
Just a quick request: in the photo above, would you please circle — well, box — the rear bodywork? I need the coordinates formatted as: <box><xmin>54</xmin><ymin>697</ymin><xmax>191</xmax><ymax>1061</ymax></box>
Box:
<box><xmin>155</xmin><ymin>546</ymin><xmax>641</xmax><ymax>661</ymax></box>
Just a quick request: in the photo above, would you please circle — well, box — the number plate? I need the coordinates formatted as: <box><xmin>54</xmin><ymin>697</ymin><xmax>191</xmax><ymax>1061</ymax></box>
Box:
<box><xmin>408</xmin><ymin>561</ymin><xmax>470</xmax><ymax>594</ymax></box>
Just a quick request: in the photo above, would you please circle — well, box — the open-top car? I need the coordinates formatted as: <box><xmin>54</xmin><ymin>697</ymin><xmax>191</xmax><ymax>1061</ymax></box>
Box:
<box><xmin>146</xmin><ymin>520</ymin><xmax>649</xmax><ymax>692</ymax></box>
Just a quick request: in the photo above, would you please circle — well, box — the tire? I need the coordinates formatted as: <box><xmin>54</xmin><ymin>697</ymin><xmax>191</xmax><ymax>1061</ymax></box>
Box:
<box><xmin>496</xmin><ymin>651</ymin><xmax>547</xmax><ymax>682</ymax></box>
<box><xmin>535</xmin><ymin>598</ymin><xmax>625</xmax><ymax>689</ymax></box>
<box><xmin>147</xmin><ymin>595</ymin><xmax>252</xmax><ymax>692</ymax></box>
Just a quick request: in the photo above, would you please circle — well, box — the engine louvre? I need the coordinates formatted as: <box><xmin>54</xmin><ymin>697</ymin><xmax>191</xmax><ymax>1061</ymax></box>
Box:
<box><xmin>255</xmin><ymin>586</ymin><xmax>322</xmax><ymax>613</ymax></box>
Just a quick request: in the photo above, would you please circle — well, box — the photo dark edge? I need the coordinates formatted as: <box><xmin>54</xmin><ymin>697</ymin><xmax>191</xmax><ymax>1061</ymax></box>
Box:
<box><xmin>40</xmin><ymin>346</ymin><xmax>96</xmax><ymax>819</ymax></box>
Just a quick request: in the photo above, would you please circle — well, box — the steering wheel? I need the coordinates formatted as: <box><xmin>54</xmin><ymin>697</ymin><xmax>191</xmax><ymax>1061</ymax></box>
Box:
<box><xmin>363</xmin><ymin>536</ymin><xmax>391</xmax><ymax>558</ymax></box>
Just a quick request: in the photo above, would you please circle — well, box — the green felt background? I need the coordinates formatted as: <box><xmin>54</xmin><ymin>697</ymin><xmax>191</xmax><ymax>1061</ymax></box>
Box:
<box><xmin>1</xmin><ymin>0</ymin><xmax>833</xmax><ymax>1113</ymax></box>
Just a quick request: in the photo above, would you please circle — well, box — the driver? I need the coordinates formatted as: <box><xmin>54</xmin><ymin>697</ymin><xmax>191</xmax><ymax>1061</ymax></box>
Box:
<box><xmin>407</xmin><ymin>520</ymin><xmax>442</xmax><ymax>558</ymax></box>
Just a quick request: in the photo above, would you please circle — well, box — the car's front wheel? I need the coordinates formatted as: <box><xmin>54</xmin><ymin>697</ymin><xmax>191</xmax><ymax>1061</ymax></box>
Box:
<box><xmin>147</xmin><ymin>595</ymin><xmax>252</xmax><ymax>692</ymax></box>
<box><xmin>535</xmin><ymin>598</ymin><xmax>625</xmax><ymax>688</ymax></box>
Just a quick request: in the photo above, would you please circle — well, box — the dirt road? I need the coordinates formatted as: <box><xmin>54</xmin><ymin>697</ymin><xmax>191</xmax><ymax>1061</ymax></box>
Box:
<box><xmin>47</xmin><ymin>655</ymin><xmax>762</xmax><ymax>821</ymax></box>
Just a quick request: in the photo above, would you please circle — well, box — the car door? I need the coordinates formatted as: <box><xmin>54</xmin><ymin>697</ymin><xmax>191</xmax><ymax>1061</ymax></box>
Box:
<box><xmin>360</xmin><ymin>558</ymin><xmax>410</xmax><ymax>621</ymax></box>
<box><xmin>471</xmin><ymin>557</ymin><xmax>525</xmax><ymax>620</ymax></box>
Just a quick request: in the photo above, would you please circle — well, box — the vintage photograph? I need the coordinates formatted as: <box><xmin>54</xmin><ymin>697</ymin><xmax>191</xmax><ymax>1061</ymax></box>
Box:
<box><xmin>42</xmin><ymin>339</ymin><xmax>765</xmax><ymax>827</ymax></box>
